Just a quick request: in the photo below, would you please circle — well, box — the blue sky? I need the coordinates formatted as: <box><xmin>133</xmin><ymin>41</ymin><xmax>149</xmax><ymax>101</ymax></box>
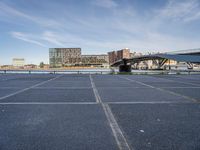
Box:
<box><xmin>1</xmin><ymin>0</ymin><xmax>200</xmax><ymax>65</ymax></box>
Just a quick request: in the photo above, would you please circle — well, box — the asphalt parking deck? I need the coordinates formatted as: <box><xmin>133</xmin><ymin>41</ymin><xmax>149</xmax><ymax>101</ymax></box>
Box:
<box><xmin>1</xmin><ymin>88</ymin><xmax>96</xmax><ymax>103</ymax></box>
<box><xmin>110</xmin><ymin>103</ymin><xmax>200</xmax><ymax>150</ymax></box>
<box><xmin>0</xmin><ymin>105</ymin><xmax>118</xmax><ymax>150</ymax></box>
<box><xmin>0</xmin><ymin>74</ymin><xmax>200</xmax><ymax>150</ymax></box>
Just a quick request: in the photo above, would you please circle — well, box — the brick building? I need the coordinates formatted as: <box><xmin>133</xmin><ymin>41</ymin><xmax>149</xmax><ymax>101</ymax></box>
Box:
<box><xmin>108</xmin><ymin>48</ymin><xmax>131</xmax><ymax>64</ymax></box>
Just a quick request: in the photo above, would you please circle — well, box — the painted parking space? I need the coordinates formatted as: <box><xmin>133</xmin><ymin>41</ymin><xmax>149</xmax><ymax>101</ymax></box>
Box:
<box><xmin>0</xmin><ymin>74</ymin><xmax>200</xmax><ymax>150</ymax></box>
<box><xmin>0</xmin><ymin>88</ymin><xmax>96</xmax><ymax>103</ymax></box>
<box><xmin>0</xmin><ymin>104</ymin><xmax>118</xmax><ymax>150</ymax></box>
<box><xmin>110</xmin><ymin>103</ymin><xmax>200</xmax><ymax>150</ymax></box>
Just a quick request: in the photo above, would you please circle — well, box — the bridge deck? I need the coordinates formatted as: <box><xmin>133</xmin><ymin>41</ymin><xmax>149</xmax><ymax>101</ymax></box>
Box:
<box><xmin>0</xmin><ymin>74</ymin><xmax>200</xmax><ymax>150</ymax></box>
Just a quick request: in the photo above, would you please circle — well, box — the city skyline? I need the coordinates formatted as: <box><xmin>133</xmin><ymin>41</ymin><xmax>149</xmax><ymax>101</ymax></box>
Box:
<box><xmin>1</xmin><ymin>0</ymin><xmax>200</xmax><ymax>64</ymax></box>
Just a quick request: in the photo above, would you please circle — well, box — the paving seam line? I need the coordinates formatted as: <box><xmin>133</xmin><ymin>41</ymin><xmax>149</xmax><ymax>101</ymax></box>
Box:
<box><xmin>174</xmin><ymin>75</ymin><xmax>200</xmax><ymax>86</ymax></box>
<box><xmin>118</xmin><ymin>76</ymin><xmax>198</xmax><ymax>103</ymax></box>
<box><xmin>0</xmin><ymin>75</ymin><xmax>63</xmax><ymax>100</ymax></box>
<box><xmin>149</xmin><ymin>75</ymin><xmax>200</xmax><ymax>86</ymax></box>
<box><xmin>89</xmin><ymin>74</ymin><xmax>131</xmax><ymax>150</ymax></box>
<box><xmin>0</xmin><ymin>87</ymin><xmax>23</xmax><ymax>89</ymax></box>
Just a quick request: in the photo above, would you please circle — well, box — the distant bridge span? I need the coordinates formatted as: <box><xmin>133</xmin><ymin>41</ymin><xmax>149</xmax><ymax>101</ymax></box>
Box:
<box><xmin>111</xmin><ymin>54</ymin><xmax>200</xmax><ymax>67</ymax></box>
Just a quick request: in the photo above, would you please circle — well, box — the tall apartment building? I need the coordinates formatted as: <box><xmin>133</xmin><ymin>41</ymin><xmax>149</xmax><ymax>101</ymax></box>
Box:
<box><xmin>12</xmin><ymin>58</ymin><xmax>25</xmax><ymax>67</ymax></box>
<box><xmin>49</xmin><ymin>48</ymin><xmax>81</xmax><ymax>67</ymax></box>
<box><xmin>117</xmin><ymin>48</ymin><xmax>130</xmax><ymax>60</ymax></box>
<box><xmin>108</xmin><ymin>48</ymin><xmax>131</xmax><ymax>64</ymax></box>
<box><xmin>108</xmin><ymin>51</ymin><xmax>117</xmax><ymax>64</ymax></box>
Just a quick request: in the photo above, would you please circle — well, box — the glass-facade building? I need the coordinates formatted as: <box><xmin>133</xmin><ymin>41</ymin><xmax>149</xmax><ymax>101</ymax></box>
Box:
<box><xmin>49</xmin><ymin>48</ymin><xmax>81</xmax><ymax>68</ymax></box>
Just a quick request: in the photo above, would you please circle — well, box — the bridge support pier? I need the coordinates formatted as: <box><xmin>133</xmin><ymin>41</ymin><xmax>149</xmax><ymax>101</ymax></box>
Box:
<box><xmin>118</xmin><ymin>59</ymin><xmax>132</xmax><ymax>73</ymax></box>
<box><xmin>119</xmin><ymin>65</ymin><xmax>131</xmax><ymax>73</ymax></box>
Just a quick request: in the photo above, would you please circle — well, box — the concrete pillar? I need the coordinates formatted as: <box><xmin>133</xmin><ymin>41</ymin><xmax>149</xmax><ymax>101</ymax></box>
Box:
<box><xmin>119</xmin><ymin>65</ymin><xmax>131</xmax><ymax>72</ymax></box>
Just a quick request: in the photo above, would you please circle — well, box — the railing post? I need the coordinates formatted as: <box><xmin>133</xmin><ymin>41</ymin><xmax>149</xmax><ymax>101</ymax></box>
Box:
<box><xmin>4</xmin><ymin>70</ymin><xmax>6</xmax><ymax>74</ymax></box>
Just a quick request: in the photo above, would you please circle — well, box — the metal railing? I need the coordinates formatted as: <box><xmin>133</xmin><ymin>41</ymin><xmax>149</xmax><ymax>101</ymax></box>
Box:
<box><xmin>0</xmin><ymin>69</ymin><xmax>113</xmax><ymax>74</ymax></box>
<box><xmin>0</xmin><ymin>69</ymin><xmax>200</xmax><ymax>75</ymax></box>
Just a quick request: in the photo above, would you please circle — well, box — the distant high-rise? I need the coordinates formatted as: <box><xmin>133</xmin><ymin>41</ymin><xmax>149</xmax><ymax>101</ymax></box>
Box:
<box><xmin>49</xmin><ymin>48</ymin><xmax>81</xmax><ymax>68</ymax></box>
<box><xmin>12</xmin><ymin>58</ymin><xmax>25</xmax><ymax>67</ymax></box>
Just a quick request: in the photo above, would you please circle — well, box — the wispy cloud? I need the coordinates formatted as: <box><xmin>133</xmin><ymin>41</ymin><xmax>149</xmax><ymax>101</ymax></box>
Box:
<box><xmin>10</xmin><ymin>31</ymin><xmax>83</xmax><ymax>48</ymax></box>
<box><xmin>0</xmin><ymin>2</ymin><xmax>61</xmax><ymax>28</ymax></box>
<box><xmin>157</xmin><ymin>0</ymin><xmax>200</xmax><ymax>22</ymax></box>
<box><xmin>2</xmin><ymin>0</ymin><xmax>200</xmax><ymax>54</ymax></box>
<box><xmin>184</xmin><ymin>10</ymin><xmax>200</xmax><ymax>22</ymax></box>
<box><xmin>10</xmin><ymin>32</ymin><xmax>47</xmax><ymax>47</ymax></box>
<box><xmin>92</xmin><ymin>0</ymin><xmax>118</xmax><ymax>8</ymax></box>
<box><xmin>42</xmin><ymin>31</ymin><xmax>65</xmax><ymax>47</ymax></box>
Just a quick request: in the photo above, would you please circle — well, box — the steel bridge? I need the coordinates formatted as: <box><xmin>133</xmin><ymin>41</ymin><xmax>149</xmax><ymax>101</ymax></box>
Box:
<box><xmin>111</xmin><ymin>49</ymin><xmax>200</xmax><ymax>72</ymax></box>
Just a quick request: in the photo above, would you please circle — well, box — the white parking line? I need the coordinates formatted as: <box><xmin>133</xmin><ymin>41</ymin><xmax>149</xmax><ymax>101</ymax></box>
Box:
<box><xmin>33</xmin><ymin>87</ymin><xmax>92</xmax><ymax>89</ymax></box>
<box><xmin>117</xmin><ymin>76</ymin><xmax>154</xmax><ymax>88</ymax></box>
<box><xmin>95</xmin><ymin>87</ymin><xmax>150</xmax><ymax>89</ymax></box>
<box><xmin>0</xmin><ymin>75</ymin><xmax>62</xmax><ymax>100</ymax></box>
<box><xmin>0</xmin><ymin>102</ymin><xmax>97</xmax><ymax>105</ymax></box>
<box><xmin>90</xmin><ymin>74</ymin><xmax>131</xmax><ymax>150</ymax></box>
<box><xmin>118</xmin><ymin>76</ymin><xmax>198</xmax><ymax>103</ymax></box>
<box><xmin>0</xmin><ymin>101</ymin><xmax>191</xmax><ymax>105</ymax></box>
<box><xmin>89</xmin><ymin>74</ymin><xmax>100</xmax><ymax>103</ymax></box>
<box><xmin>162</xmin><ymin>87</ymin><xmax>200</xmax><ymax>89</ymax></box>
<box><xmin>105</xmin><ymin>101</ymin><xmax>192</xmax><ymax>104</ymax></box>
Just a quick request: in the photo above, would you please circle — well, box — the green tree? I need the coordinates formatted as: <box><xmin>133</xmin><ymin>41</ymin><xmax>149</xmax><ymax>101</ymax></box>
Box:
<box><xmin>39</xmin><ymin>62</ymin><xmax>44</xmax><ymax>68</ymax></box>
